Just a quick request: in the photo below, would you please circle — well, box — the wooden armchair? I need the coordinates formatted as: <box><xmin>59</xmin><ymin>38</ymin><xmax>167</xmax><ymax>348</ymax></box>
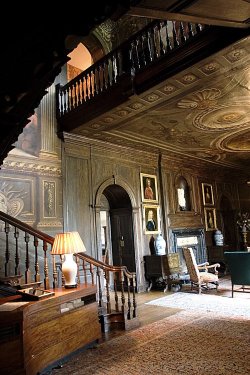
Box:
<box><xmin>183</xmin><ymin>247</ymin><xmax>220</xmax><ymax>294</ymax></box>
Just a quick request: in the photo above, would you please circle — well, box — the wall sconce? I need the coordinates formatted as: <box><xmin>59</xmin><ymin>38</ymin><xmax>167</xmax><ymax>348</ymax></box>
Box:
<box><xmin>51</xmin><ymin>231</ymin><xmax>86</xmax><ymax>288</ymax></box>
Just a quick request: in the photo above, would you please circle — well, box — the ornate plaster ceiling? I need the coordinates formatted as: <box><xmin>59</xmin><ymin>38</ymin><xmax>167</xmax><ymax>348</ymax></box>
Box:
<box><xmin>71</xmin><ymin>35</ymin><xmax>250</xmax><ymax>172</ymax></box>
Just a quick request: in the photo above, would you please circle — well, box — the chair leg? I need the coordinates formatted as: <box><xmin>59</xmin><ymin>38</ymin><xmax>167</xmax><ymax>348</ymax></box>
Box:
<box><xmin>232</xmin><ymin>284</ymin><xmax>234</xmax><ymax>298</ymax></box>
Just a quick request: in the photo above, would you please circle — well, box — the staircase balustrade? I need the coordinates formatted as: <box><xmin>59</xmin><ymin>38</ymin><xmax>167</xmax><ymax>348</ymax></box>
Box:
<box><xmin>0</xmin><ymin>210</ymin><xmax>137</xmax><ymax>330</ymax></box>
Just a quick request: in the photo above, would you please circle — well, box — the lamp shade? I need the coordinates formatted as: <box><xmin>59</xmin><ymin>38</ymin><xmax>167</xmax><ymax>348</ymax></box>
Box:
<box><xmin>51</xmin><ymin>231</ymin><xmax>86</xmax><ymax>255</ymax></box>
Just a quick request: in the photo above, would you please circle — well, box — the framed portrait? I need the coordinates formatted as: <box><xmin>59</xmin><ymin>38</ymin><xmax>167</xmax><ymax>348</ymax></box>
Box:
<box><xmin>202</xmin><ymin>183</ymin><xmax>214</xmax><ymax>206</ymax></box>
<box><xmin>204</xmin><ymin>207</ymin><xmax>217</xmax><ymax>231</ymax></box>
<box><xmin>143</xmin><ymin>205</ymin><xmax>160</xmax><ymax>234</ymax></box>
<box><xmin>140</xmin><ymin>173</ymin><xmax>158</xmax><ymax>203</ymax></box>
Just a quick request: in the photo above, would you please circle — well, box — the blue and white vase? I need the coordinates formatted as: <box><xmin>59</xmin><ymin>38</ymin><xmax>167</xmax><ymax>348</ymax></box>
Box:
<box><xmin>155</xmin><ymin>234</ymin><xmax>166</xmax><ymax>255</ymax></box>
<box><xmin>214</xmin><ymin>230</ymin><xmax>224</xmax><ymax>246</ymax></box>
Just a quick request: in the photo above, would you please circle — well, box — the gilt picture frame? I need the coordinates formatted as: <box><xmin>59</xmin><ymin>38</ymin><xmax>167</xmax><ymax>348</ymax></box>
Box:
<box><xmin>202</xmin><ymin>183</ymin><xmax>214</xmax><ymax>206</ymax></box>
<box><xmin>204</xmin><ymin>207</ymin><xmax>217</xmax><ymax>231</ymax></box>
<box><xmin>143</xmin><ymin>205</ymin><xmax>160</xmax><ymax>234</ymax></box>
<box><xmin>140</xmin><ymin>173</ymin><xmax>158</xmax><ymax>203</ymax></box>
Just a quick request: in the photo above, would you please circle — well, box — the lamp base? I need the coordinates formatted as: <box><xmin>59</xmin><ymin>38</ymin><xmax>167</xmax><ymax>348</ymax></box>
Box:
<box><xmin>64</xmin><ymin>284</ymin><xmax>77</xmax><ymax>289</ymax></box>
<box><xmin>62</xmin><ymin>253</ymin><xmax>78</xmax><ymax>288</ymax></box>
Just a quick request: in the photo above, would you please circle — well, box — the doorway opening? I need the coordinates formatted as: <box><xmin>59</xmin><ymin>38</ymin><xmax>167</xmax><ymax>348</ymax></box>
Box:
<box><xmin>100</xmin><ymin>184</ymin><xmax>136</xmax><ymax>274</ymax></box>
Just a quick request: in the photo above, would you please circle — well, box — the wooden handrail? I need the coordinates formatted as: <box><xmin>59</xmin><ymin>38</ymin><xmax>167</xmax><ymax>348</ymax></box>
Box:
<box><xmin>0</xmin><ymin>211</ymin><xmax>138</xmax><ymax>329</ymax></box>
<box><xmin>0</xmin><ymin>211</ymin><xmax>54</xmax><ymax>244</ymax></box>
<box><xmin>77</xmin><ymin>252</ymin><xmax>136</xmax><ymax>279</ymax></box>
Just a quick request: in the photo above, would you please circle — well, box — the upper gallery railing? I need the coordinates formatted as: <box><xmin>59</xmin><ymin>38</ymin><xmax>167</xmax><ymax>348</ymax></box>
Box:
<box><xmin>56</xmin><ymin>19</ymin><xmax>206</xmax><ymax>117</ymax></box>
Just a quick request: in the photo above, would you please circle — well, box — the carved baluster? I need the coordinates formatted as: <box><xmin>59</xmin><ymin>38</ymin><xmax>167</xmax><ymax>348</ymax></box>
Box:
<box><xmin>183</xmin><ymin>21</ymin><xmax>190</xmax><ymax>40</ymax></box>
<box><xmin>65</xmin><ymin>87</ymin><xmax>69</xmax><ymax>112</ymax></box>
<box><xmin>120</xmin><ymin>270</ymin><xmax>125</xmax><ymax>314</ymax></box>
<box><xmin>60</xmin><ymin>254</ymin><xmax>65</xmax><ymax>286</ymax></box>
<box><xmin>114</xmin><ymin>272</ymin><xmax>119</xmax><ymax>312</ymax></box>
<box><xmin>82</xmin><ymin>76</ymin><xmax>86</xmax><ymax>102</ymax></box>
<box><xmin>4</xmin><ymin>222</ymin><xmax>10</xmax><ymax>276</ymax></box>
<box><xmin>108</xmin><ymin>57</ymin><xmax>113</xmax><ymax>86</ymax></box>
<box><xmin>14</xmin><ymin>227</ymin><xmax>20</xmax><ymax>276</ymax></box>
<box><xmin>159</xmin><ymin>21</ymin><xmax>167</xmax><ymax>55</ymax></box>
<box><xmin>166</xmin><ymin>20</ymin><xmax>173</xmax><ymax>51</ymax></box>
<box><xmin>64</xmin><ymin>88</ymin><xmax>68</xmax><ymax>113</ymax></box>
<box><xmin>94</xmin><ymin>67</ymin><xmax>99</xmax><ymax>95</ymax></box>
<box><xmin>196</xmin><ymin>23</ymin><xmax>203</xmax><ymax>33</ymax></box>
<box><xmin>52</xmin><ymin>255</ymin><xmax>58</xmax><ymax>288</ymax></box>
<box><xmin>76</xmin><ymin>80</ymin><xmax>81</xmax><ymax>106</ymax></box>
<box><xmin>112</xmin><ymin>53</ymin><xmax>118</xmax><ymax>83</ymax></box>
<box><xmin>188</xmin><ymin>22</ymin><xmax>195</xmax><ymax>38</ymax></box>
<box><xmin>43</xmin><ymin>240</ymin><xmax>49</xmax><ymax>289</ymax></box>
<box><xmin>76</xmin><ymin>255</ymin><xmax>80</xmax><ymax>284</ymax></box>
<box><xmin>73</xmin><ymin>82</ymin><xmax>77</xmax><ymax>107</ymax></box>
<box><xmin>34</xmin><ymin>236</ymin><xmax>40</xmax><ymax>282</ymax></box>
<box><xmin>147</xmin><ymin>27</ymin><xmax>155</xmax><ymax>62</ymax></box>
<box><xmin>102</xmin><ymin>61</ymin><xmax>107</xmax><ymax>90</ymax></box>
<box><xmin>127</xmin><ymin>277</ymin><xmax>131</xmax><ymax>320</ymax></box>
<box><xmin>81</xmin><ymin>259</ymin><xmax>87</xmax><ymax>284</ymax></box>
<box><xmin>59</xmin><ymin>89</ymin><xmax>63</xmax><ymax>115</ymax></box>
<box><xmin>132</xmin><ymin>273</ymin><xmax>137</xmax><ymax>318</ymax></box>
<box><xmin>153</xmin><ymin>23</ymin><xmax>161</xmax><ymax>58</ymax></box>
<box><xmin>24</xmin><ymin>232</ymin><xmax>31</xmax><ymax>284</ymax></box>
<box><xmin>97</xmin><ymin>267</ymin><xmax>103</xmax><ymax>308</ymax></box>
<box><xmin>105</xmin><ymin>269</ymin><xmax>111</xmax><ymax>314</ymax></box>
<box><xmin>179</xmin><ymin>21</ymin><xmax>187</xmax><ymax>44</ymax></box>
<box><xmin>141</xmin><ymin>32</ymin><xmax>149</xmax><ymax>65</ymax></box>
<box><xmin>116</xmin><ymin>49</ymin><xmax>123</xmax><ymax>76</ymax></box>
<box><xmin>89</xmin><ymin>263</ymin><xmax>94</xmax><ymax>284</ymax></box>
<box><xmin>172</xmin><ymin>21</ymin><xmax>179</xmax><ymax>48</ymax></box>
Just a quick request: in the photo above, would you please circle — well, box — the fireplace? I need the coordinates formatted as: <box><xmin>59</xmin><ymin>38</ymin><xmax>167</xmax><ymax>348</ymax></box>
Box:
<box><xmin>170</xmin><ymin>228</ymin><xmax>206</xmax><ymax>272</ymax></box>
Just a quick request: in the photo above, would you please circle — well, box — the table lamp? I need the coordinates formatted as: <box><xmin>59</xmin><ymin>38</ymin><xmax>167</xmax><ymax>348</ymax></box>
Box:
<box><xmin>51</xmin><ymin>231</ymin><xmax>86</xmax><ymax>288</ymax></box>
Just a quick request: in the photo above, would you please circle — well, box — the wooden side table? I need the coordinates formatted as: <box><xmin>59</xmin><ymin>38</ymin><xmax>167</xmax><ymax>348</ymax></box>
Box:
<box><xmin>207</xmin><ymin>245</ymin><xmax>230</xmax><ymax>274</ymax></box>
<box><xmin>144</xmin><ymin>253</ymin><xmax>182</xmax><ymax>292</ymax></box>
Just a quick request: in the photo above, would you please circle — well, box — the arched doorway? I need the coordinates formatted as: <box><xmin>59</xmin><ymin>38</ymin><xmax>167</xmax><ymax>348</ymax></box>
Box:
<box><xmin>101</xmin><ymin>184</ymin><xmax>136</xmax><ymax>273</ymax></box>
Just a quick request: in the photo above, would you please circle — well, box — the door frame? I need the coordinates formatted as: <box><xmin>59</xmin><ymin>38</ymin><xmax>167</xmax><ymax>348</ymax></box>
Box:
<box><xmin>94</xmin><ymin>176</ymin><xmax>145</xmax><ymax>291</ymax></box>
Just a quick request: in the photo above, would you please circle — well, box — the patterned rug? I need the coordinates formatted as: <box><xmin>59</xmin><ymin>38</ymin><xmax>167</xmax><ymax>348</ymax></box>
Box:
<box><xmin>145</xmin><ymin>292</ymin><xmax>250</xmax><ymax>319</ymax></box>
<box><xmin>49</xmin><ymin>310</ymin><xmax>250</xmax><ymax>375</ymax></box>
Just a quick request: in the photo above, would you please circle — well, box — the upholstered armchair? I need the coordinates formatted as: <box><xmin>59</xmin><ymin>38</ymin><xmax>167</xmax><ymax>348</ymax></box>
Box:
<box><xmin>183</xmin><ymin>247</ymin><xmax>220</xmax><ymax>294</ymax></box>
<box><xmin>224</xmin><ymin>251</ymin><xmax>250</xmax><ymax>297</ymax></box>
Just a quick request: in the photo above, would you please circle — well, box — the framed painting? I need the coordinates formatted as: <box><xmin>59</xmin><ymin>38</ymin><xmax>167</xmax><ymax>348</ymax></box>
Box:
<box><xmin>140</xmin><ymin>173</ymin><xmax>158</xmax><ymax>203</ymax></box>
<box><xmin>144</xmin><ymin>205</ymin><xmax>160</xmax><ymax>234</ymax></box>
<box><xmin>202</xmin><ymin>183</ymin><xmax>214</xmax><ymax>206</ymax></box>
<box><xmin>204</xmin><ymin>207</ymin><xmax>217</xmax><ymax>231</ymax></box>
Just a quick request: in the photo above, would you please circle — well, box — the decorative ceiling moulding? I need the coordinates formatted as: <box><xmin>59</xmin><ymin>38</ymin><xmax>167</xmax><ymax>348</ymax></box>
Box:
<box><xmin>2</xmin><ymin>159</ymin><xmax>61</xmax><ymax>177</ymax></box>
<box><xmin>214</xmin><ymin>128</ymin><xmax>250</xmax><ymax>153</ymax></box>
<box><xmin>62</xmin><ymin>132</ymin><xmax>159</xmax><ymax>166</ymax></box>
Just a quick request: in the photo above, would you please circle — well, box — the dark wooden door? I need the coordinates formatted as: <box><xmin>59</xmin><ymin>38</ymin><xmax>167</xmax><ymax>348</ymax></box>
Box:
<box><xmin>110</xmin><ymin>208</ymin><xmax>136</xmax><ymax>273</ymax></box>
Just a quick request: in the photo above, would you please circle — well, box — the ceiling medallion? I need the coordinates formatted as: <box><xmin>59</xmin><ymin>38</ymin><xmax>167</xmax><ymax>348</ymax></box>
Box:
<box><xmin>178</xmin><ymin>74</ymin><xmax>198</xmax><ymax>85</ymax></box>
<box><xmin>217</xmin><ymin>112</ymin><xmax>243</xmax><ymax>124</ymax></box>
<box><xmin>103</xmin><ymin>117</ymin><xmax>114</xmax><ymax>123</ymax></box>
<box><xmin>193</xmin><ymin>107</ymin><xmax>248</xmax><ymax>131</ymax></box>
<box><xmin>115</xmin><ymin>109</ymin><xmax>129</xmax><ymax>117</ymax></box>
<box><xmin>128</xmin><ymin>102</ymin><xmax>144</xmax><ymax>110</ymax></box>
<box><xmin>162</xmin><ymin>85</ymin><xmax>177</xmax><ymax>94</ymax></box>
<box><xmin>199</xmin><ymin>62</ymin><xmax>221</xmax><ymax>75</ymax></box>
<box><xmin>90</xmin><ymin>123</ymin><xmax>102</xmax><ymax>129</ymax></box>
<box><xmin>224</xmin><ymin>48</ymin><xmax>247</xmax><ymax>63</ymax></box>
<box><xmin>216</xmin><ymin>130</ymin><xmax>250</xmax><ymax>152</ymax></box>
<box><xmin>177</xmin><ymin>88</ymin><xmax>221</xmax><ymax>109</ymax></box>
<box><xmin>142</xmin><ymin>93</ymin><xmax>160</xmax><ymax>102</ymax></box>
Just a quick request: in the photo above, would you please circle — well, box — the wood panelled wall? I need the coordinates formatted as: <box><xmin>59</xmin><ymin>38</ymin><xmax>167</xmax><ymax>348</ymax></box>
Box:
<box><xmin>62</xmin><ymin>133</ymin><xmax>246</xmax><ymax>291</ymax></box>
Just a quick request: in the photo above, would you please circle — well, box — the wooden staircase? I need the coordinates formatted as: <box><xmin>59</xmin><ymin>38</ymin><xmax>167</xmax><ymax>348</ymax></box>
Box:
<box><xmin>0</xmin><ymin>210</ymin><xmax>138</xmax><ymax>333</ymax></box>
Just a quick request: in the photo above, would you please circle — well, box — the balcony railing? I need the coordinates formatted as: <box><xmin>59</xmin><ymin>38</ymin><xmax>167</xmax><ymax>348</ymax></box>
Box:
<box><xmin>56</xmin><ymin>19</ymin><xmax>206</xmax><ymax>118</ymax></box>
